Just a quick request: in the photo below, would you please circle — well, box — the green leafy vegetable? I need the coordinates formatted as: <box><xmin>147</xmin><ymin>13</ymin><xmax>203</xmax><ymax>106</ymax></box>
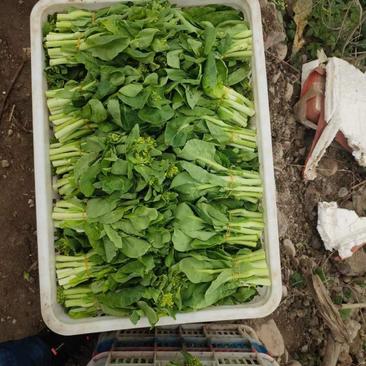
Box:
<box><xmin>45</xmin><ymin>0</ymin><xmax>268</xmax><ymax>326</ymax></box>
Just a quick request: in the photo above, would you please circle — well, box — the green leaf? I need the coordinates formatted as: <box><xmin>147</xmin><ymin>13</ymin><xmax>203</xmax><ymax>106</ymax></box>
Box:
<box><xmin>107</xmin><ymin>98</ymin><xmax>122</xmax><ymax>126</ymax></box>
<box><xmin>147</xmin><ymin>227</ymin><xmax>171</xmax><ymax>249</ymax></box>
<box><xmin>100</xmin><ymin>175</ymin><xmax>132</xmax><ymax>194</ymax></box>
<box><xmin>111</xmin><ymin>160</ymin><xmax>129</xmax><ymax>175</ymax></box>
<box><xmin>130</xmin><ymin>28</ymin><xmax>159</xmax><ymax>49</ymax></box>
<box><xmin>138</xmin><ymin>105</ymin><xmax>174</xmax><ymax>125</ymax></box>
<box><xmin>164</xmin><ymin>116</ymin><xmax>195</xmax><ymax>147</ymax></box>
<box><xmin>87</xmin><ymin>197</ymin><xmax>118</xmax><ymax>219</ymax></box>
<box><xmin>104</xmin><ymin>224</ymin><xmax>122</xmax><ymax>248</ymax></box>
<box><xmin>122</xmin><ymin>236</ymin><xmax>150</xmax><ymax>258</ymax></box>
<box><xmin>290</xmin><ymin>272</ymin><xmax>305</xmax><ymax>288</ymax></box>
<box><xmin>178</xmin><ymin>257</ymin><xmax>217</xmax><ymax>283</ymax></box>
<box><xmin>119</xmin><ymin>84</ymin><xmax>143</xmax><ymax>97</ymax></box>
<box><xmin>79</xmin><ymin>163</ymin><xmax>100</xmax><ymax>197</ymax></box>
<box><xmin>86</xmin><ymin>35</ymin><xmax>130</xmax><ymax>61</ymax></box>
<box><xmin>227</xmin><ymin>66</ymin><xmax>248</xmax><ymax>86</ymax></box>
<box><xmin>137</xmin><ymin>301</ymin><xmax>158</xmax><ymax>325</ymax></box>
<box><xmin>103</xmin><ymin>236</ymin><xmax>117</xmax><ymax>262</ymax></box>
<box><xmin>126</xmin><ymin>206</ymin><xmax>159</xmax><ymax>231</ymax></box>
<box><xmin>98</xmin><ymin>286</ymin><xmax>146</xmax><ymax>308</ymax></box>
<box><xmin>184</xmin><ymin>85</ymin><xmax>201</xmax><ymax>109</ymax></box>
<box><xmin>202</xmin><ymin>21</ymin><xmax>217</xmax><ymax>55</ymax></box>
<box><xmin>126</xmin><ymin>48</ymin><xmax>155</xmax><ymax>63</ymax></box>
<box><xmin>74</xmin><ymin>152</ymin><xmax>98</xmax><ymax>182</ymax></box>
<box><xmin>82</xmin><ymin>99</ymin><xmax>108</xmax><ymax>123</ymax></box>
<box><xmin>118</xmin><ymin>88</ymin><xmax>150</xmax><ymax>109</ymax></box>
<box><xmin>167</xmin><ymin>50</ymin><xmax>182</xmax><ymax>68</ymax></box>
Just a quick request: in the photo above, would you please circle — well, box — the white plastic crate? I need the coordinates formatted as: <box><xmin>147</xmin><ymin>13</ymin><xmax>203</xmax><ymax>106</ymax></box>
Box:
<box><xmin>87</xmin><ymin>351</ymin><xmax>279</xmax><ymax>366</ymax></box>
<box><xmin>30</xmin><ymin>0</ymin><xmax>282</xmax><ymax>335</ymax></box>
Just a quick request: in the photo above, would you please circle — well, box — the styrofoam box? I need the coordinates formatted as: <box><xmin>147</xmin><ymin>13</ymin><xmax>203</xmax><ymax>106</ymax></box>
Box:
<box><xmin>31</xmin><ymin>0</ymin><xmax>281</xmax><ymax>335</ymax></box>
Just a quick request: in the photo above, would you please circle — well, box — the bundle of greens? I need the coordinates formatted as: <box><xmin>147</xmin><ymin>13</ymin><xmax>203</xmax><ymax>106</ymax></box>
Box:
<box><xmin>44</xmin><ymin>0</ymin><xmax>269</xmax><ymax>326</ymax></box>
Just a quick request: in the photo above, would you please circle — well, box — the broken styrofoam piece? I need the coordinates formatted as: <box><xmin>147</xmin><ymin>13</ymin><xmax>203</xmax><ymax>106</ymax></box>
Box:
<box><xmin>302</xmin><ymin>57</ymin><xmax>366</xmax><ymax>180</ymax></box>
<box><xmin>317</xmin><ymin>201</ymin><xmax>366</xmax><ymax>259</ymax></box>
<box><xmin>301</xmin><ymin>59</ymin><xmax>320</xmax><ymax>88</ymax></box>
<box><xmin>325</xmin><ymin>58</ymin><xmax>366</xmax><ymax>167</ymax></box>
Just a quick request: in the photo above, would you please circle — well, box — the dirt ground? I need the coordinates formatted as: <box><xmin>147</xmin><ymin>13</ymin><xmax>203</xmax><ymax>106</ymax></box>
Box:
<box><xmin>0</xmin><ymin>1</ymin><xmax>365</xmax><ymax>365</ymax></box>
<box><xmin>0</xmin><ymin>0</ymin><xmax>42</xmax><ymax>342</ymax></box>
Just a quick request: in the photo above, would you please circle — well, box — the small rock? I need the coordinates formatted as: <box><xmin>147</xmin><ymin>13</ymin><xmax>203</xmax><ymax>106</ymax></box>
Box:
<box><xmin>352</xmin><ymin>189</ymin><xmax>366</xmax><ymax>216</ymax></box>
<box><xmin>256</xmin><ymin>319</ymin><xmax>285</xmax><ymax>357</ymax></box>
<box><xmin>277</xmin><ymin>210</ymin><xmax>289</xmax><ymax>238</ymax></box>
<box><xmin>304</xmin><ymin>185</ymin><xmax>321</xmax><ymax>217</ymax></box>
<box><xmin>296</xmin><ymin>309</ymin><xmax>305</xmax><ymax>318</ymax></box>
<box><xmin>265</xmin><ymin>31</ymin><xmax>286</xmax><ymax>50</ymax></box>
<box><xmin>284</xmin><ymin>83</ymin><xmax>294</xmax><ymax>102</ymax></box>
<box><xmin>283</xmin><ymin>238</ymin><xmax>296</xmax><ymax>257</ymax></box>
<box><xmin>336</xmin><ymin>249</ymin><xmax>366</xmax><ymax>276</ymax></box>
<box><xmin>300</xmin><ymin>344</ymin><xmax>309</xmax><ymax>353</ymax></box>
<box><xmin>317</xmin><ymin>158</ymin><xmax>338</xmax><ymax>177</ymax></box>
<box><xmin>18</xmin><ymin>0</ymin><xmax>24</xmax><ymax>4</ymax></box>
<box><xmin>1</xmin><ymin>160</ymin><xmax>10</xmax><ymax>168</ymax></box>
<box><xmin>338</xmin><ymin>187</ymin><xmax>349</xmax><ymax>198</ymax></box>
<box><xmin>282</xmin><ymin>285</ymin><xmax>288</xmax><ymax>298</ymax></box>
<box><xmin>346</xmin><ymin>319</ymin><xmax>361</xmax><ymax>342</ymax></box>
<box><xmin>28</xmin><ymin>198</ymin><xmax>35</xmax><ymax>208</ymax></box>
<box><xmin>343</xmin><ymin>201</ymin><xmax>354</xmax><ymax>210</ymax></box>
<box><xmin>287</xmin><ymin>362</ymin><xmax>302</xmax><ymax>366</ymax></box>
<box><xmin>275</xmin><ymin>42</ymin><xmax>288</xmax><ymax>61</ymax></box>
<box><xmin>273</xmin><ymin>141</ymin><xmax>284</xmax><ymax>166</ymax></box>
<box><xmin>272</xmin><ymin>72</ymin><xmax>281</xmax><ymax>84</ymax></box>
<box><xmin>0</xmin><ymin>318</ymin><xmax>4</xmax><ymax>322</ymax></box>
<box><xmin>298</xmin><ymin>147</ymin><xmax>306</xmax><ymax>156</ymax></box>
<box><xmin>311</xmin><ymin>236</ymin><xmax>322</xmax><ymax>250</ymax></box>
<box><xmin>12</xmin><ymin>319</ymin><xmax>17</xmax><ymax>324</ymax></box>
<box><xmin>7</xmin><ymin>129</ymin><xmax>13</xmax><ymax>136</ymax></box>
<box><xmin>309</xmin><ymin>317</ymin><xmax>319</xmax><ymax>328</ymax></box>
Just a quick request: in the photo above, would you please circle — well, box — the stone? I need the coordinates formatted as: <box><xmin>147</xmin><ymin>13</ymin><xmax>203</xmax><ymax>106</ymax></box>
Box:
<box><xmin>310</xmin><ymin>236</ymin><xmax>322</xmax><ymax>250</ymax></box>
<box><xmin>338</xmin><ymin>187</ymin><xmax>349</xmax><ymax>198</ymax></box>
<box><xmin>282</xmin><ymin>285</ymin><xmax>288</xmax><ymax>298</ymax></box>
<box><xmin>256</xmin><ymin>319</ymin><xmax>285</xmax><ymax>357</ymax></box>
<box><xmin>300</xmin><ymin>344</ymin><xmax>309</xmax><ymax>353</ymax></box>
<box><xmin>273</xmin><ymin>141</ymin><xmax>284</xmax><ymax>166</ymax></box>
<box><xmin>7</xmin><ymin>129</ymin><xmax>13</xmax><ymax>136</ymax></box>
<box><xmin>317</xmin><ymin>158</ymin><xmax>338</xmax><ymax>177</ymax></box>
<box><xmin>272</xmin><ymin>72</ymin><xmax>281</xmax><ymax>84</ymax></box>
<box><xmin>283</xmin><ymin>238</ymin><xmax>296</xmax><ymax>257</ymax></box>
<box><xmin>284</xmin><ymin>83</ymin><xmax>294</xmax><ymax>102</ymax></box>
<box><xmin>336</xmin><ymin>249</ymin><xmax>366</xmax><ymax>276</ymax></box>
<box><xmin>275</xmin><ymin>42</ymin><xmax>288</xmax><ymax>61</ymax></box>
<box><xmin>28</xmin><ymin>199</ymin><xmax>35</xmax><ymax>208</ymax></box>
<box><xmin>343</xmin><ymin>201</ymin><xmax>354</xmax><ymax>210</ymax></box>
<box><xmin>287</xmin><ymin>362</ymin><xmax>302</xmax><ymax>366</ymax></box>
<box><xmin>277</xmin><ymin>209</ymin><xmax>289</xmax><ymax>238</ymax></box>
<box><xmin>352</xmin><ymin>188</ymin><xmax>366</xmax><ymax>216</ymax></box>
<box><xmin>1</xmin><ymin>160</ymin><xmax>10</xmax><ymax>168</ymax></box>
